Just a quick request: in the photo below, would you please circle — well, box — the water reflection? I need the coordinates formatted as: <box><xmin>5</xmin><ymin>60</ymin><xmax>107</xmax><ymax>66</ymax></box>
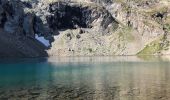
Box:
<box><xmin>0</xmin><ymin>56</ymin><xmax>170</xmax><ymax>99</ymax></box>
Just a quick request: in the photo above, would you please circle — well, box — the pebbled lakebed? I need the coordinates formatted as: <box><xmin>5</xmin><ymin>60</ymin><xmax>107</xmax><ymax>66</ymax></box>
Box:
<box><xmin>0</xmin><ymin>56</ymin><xmax>170</xmax><ymax>100</ymax></box>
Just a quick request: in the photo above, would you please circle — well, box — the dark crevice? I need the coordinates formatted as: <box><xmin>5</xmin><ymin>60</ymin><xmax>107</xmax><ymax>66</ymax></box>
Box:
<box><xmin>152</xmin><ymin>12</ymin><xmax>166</xmax><ymax>21</ymax></box>
<box><xmin>155</xmin><ymin>13</ymin><xmax>164</xmax><ymax>19</ymax></box>
<box><xmin>0</xmin><ymin>12</ymin><xmax>7</xmax><ymax>28</ymax></box>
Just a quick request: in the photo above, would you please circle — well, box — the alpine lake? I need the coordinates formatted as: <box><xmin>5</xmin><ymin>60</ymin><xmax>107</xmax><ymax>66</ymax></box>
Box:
<box><xmin>0</xmin><ymin>56</ymin><xmax>170</xmax><ymax>100</ymax></box>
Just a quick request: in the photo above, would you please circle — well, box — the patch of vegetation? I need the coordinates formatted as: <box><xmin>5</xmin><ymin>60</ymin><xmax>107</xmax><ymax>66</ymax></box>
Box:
<box><xmin>88</xmin><ymin>48</ymin><xmax>93</xmax><ymax>53</ymax></box>
<box><xmin>146</xmin><ymin>6</ymin><xmax>168</xmax><ymax>15</ymax></box>
<box><xmin>164</xmin><ymin>24</ymin><xmax>170</xmax><ymax>32</ymax></box>
<box><xmin>164</xmin><ymin>16</ymin><xmax>170</xmax><ymax>32</ymax></box>
<box><xmin>137</xmin><ymin>55</ymin><xmax>162</xmax><ymax>61</ymax></box>
<box><xmin>137</xmin><ymin>36</ymin><xmax>169</xmax><ymax>55</ymax></box>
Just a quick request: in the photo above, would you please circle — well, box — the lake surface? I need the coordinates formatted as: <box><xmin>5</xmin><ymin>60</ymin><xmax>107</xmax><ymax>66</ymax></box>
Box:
<box><xmin>0</xmin><ymin>56</ymin><xmax>170</xmax><ymax>100</ymax></box>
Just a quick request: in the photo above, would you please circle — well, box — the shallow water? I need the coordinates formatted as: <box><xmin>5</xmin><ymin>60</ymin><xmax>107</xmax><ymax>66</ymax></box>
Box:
<box><xmin>0</xmin><ymin>56</ymin><xmax>170</xmax><ymax>100</ymax></box>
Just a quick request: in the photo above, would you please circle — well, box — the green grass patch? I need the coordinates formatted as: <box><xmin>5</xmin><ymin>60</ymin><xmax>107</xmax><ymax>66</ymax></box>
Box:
<box><xmin>137</xmin><ymin>36</ymin><xmax>169</xmax><ymax>55</ymax></box>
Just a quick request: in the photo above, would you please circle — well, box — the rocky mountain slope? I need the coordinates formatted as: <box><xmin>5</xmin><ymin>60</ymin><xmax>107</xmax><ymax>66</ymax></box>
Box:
<box><xmin>0</xmin><ymin>0</ymin><xmax>170</xmax><ymax>57</ymax></box>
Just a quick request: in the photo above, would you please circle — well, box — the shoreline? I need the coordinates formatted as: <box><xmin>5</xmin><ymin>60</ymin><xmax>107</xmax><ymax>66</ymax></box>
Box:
<box><xmin>0</xmin><ymin>55</ymin><xmax>170</xmax><ymax>63</ymax></box>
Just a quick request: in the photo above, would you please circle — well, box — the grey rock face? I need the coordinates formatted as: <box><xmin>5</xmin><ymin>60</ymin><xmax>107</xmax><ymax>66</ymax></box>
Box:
<box><xmin>0</xmin><ymin>0</ymin><xmax>48</xmax><ymax>58</ymax></box>
<box><xmin>46</xmin><ymin>1</ymin><xmax>118</xmax><ymax>34</ymax></box>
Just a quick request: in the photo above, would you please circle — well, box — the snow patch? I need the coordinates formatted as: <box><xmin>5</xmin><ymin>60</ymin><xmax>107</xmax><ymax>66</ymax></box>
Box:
<box><xmin>35</xmin><ymin>34</ymin><xmax>50</xmax><ymax>47</ymax></box>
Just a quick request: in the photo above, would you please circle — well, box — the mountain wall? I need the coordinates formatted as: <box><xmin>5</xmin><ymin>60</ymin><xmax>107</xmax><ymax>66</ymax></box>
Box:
<box><xmin>0</xmin><ymin>0</ymin><xmax>170</xmax><ymax>57</ymax></box>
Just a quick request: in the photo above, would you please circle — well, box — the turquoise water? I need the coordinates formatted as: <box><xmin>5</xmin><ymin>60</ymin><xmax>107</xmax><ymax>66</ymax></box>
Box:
<box><xmin>0</xmin><ymin>57</ymin><xmax>170</xmax><ymax>100</ymax></box>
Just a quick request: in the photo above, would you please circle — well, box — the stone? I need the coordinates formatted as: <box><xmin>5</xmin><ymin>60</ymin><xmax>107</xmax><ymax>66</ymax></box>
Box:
<box><xmin>76</xmin><ymin>34</ymin><xmax>81</xmax><ymax>39</ymax></box>
<box><xmin>29</xmin><ymin>90</ymin><xmax>40</xmax><ymax>96</ymax></box>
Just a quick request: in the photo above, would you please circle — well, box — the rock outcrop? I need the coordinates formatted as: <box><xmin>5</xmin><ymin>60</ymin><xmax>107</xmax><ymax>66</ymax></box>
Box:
<box><xmin>0</xmin><ymin>0</ymin><xmax>48</xmax><ymax>58</ymax></box>
<box><xmin>0</xmin><ymin>0</ymin><xmax>170</xmax><ymax>57</ymax></box>
<box><xmin>47</xmin><ymin>1</ymin><xmax>118</xmax><ymax>32</ymax></box>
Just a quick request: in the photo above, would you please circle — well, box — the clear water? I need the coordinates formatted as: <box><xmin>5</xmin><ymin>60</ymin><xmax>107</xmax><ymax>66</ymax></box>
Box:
<box><xmin>0</xmin><ymin>56</ymin><xmax>170</xmax><ymax>100</ymax></box>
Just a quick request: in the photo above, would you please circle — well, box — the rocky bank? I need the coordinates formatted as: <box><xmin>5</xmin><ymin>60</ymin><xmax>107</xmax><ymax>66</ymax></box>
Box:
<box><xmin>0</xmin><ymin>0</ymin><xmax>170</xmax><ymax>57</ymax></box>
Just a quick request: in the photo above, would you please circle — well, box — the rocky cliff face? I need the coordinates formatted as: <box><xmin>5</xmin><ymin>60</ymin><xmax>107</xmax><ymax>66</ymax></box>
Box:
<box><xmin>0</xmin><ymin>0</ymin><xmax>170</xmax><ymax>57</ymax></box>
<box><xmin>0</xmin><ymin>0</ymin><xmax>49</xmax><ymax>58</ymax></box>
